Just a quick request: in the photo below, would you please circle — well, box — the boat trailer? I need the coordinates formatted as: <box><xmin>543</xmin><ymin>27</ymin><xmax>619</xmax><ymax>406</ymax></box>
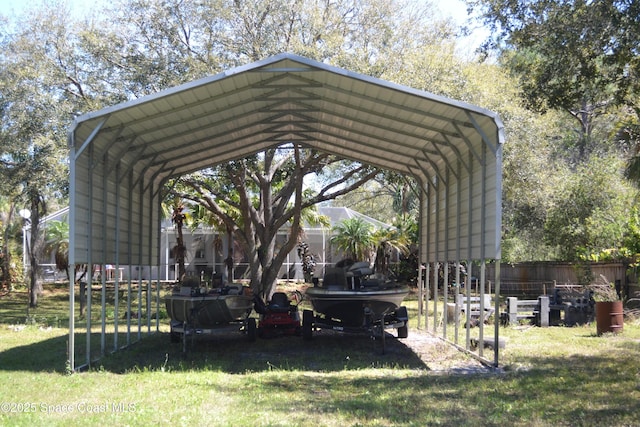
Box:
<box><xmin>169</xmin><ymin>317</ymin><xmax>256</xmax><ymax>353</ymax></box>
<box><xmin>302</xmin><ymin>306</ymin><xmax>409</xmax><ymax>353</ymax></box>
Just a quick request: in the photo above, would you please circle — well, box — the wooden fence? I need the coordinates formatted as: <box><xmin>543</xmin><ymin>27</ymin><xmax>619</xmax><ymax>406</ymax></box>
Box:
<box><xmin>482</xmin><ymin>261</ymin><xmax>635</xmax><ymax>299</ymax></box>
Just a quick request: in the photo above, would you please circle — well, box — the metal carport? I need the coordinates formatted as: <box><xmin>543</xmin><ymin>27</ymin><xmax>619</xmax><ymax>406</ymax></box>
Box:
<box><xmin>68</xmin><ymin>53</ymin><xmax>504</xmax><ymax>370</ymax></box>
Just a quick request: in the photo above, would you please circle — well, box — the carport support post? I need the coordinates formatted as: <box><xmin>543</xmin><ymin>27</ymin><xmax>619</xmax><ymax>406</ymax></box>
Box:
<box><xmin>454</xmin><ymin>262</ymin><xmax>461</xmax><ymax>344</ymax></box>
<box><xmin>432</xmin><ymin>262</ymin><xmax>438</xmax><ymax>334</ymax></box>
<box><xmin>424</xmin><ymin>261</ymin><xmax>431</xmax><ymax>331</ymax></box>
<box><xmin>493</xmin><ymin>262</ymin><xmax>501</xmax><ymax>367</ymax></box>
<box><xmin>418</xmin><ymin>265</ymin><xmax>423</xmax><ymax>327</ymax></box>
<box><xmin>68</xmin><ymin>265</ymin><xmax>75</xmax><ymax>371</ymax></box>
<box><xmin>424</xmin><ymin>263</ymin><xmax>430</xmax><ymax>331</ymax></box>
<box><xmin>478</xmin><ymin>261</ymin><xmax>485</xmax><ymax>359</ymax></box>
<box><xmin>86</xmin><ymin>264</ymin><xmax>92</xmax><ymax>367</ymax></box>
<box><xmin>101</xmin><ymin>269</ymin><xmax>106</xmax><ymax>357</ymax></box>
<box><xmin>465</xmin><ymin>260</ymin><xmax>471</xmax><ymax>348</ymax></box>
<box><xmin>442</xmin><ymin>262</ymin><xmax>449</xmax><ymax>340</ymax></box>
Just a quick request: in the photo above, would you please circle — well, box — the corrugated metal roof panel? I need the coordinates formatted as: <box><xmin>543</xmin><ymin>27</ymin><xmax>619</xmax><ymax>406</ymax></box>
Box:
<box><xmin>69</xmin><ymin>53</ymin><xmax>503</xmax><ymax>266</ymax></box>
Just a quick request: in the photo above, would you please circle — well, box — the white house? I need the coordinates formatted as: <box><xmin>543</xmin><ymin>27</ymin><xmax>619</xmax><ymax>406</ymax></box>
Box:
<box><xmin>32</xmin><ymin>205</ymin><xmax>392</xmax><ymax>283</ymax></box>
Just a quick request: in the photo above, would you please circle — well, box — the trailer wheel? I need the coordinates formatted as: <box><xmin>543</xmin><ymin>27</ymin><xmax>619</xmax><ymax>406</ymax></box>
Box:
<box><xmin>377</xmin><ymin>323</ymin><xmax>386</xmax><ymax>354</ymax></box>
<box><xmin>302</xmin><ymin>309</ymin><xmax>314</xmax><ymax>340</ymax></box>
<box><xmin>247</xmin><ymin>318</ymin><xmax>257</xmax><ymax>342</ymax></box>
<box><xmin>397</xmin><ymin>324</ymin><xmax>408</xmax><ymax>338</ymax></box>
<box><xmin>170</xmin><ymin>331</ymin><xmax>181</xmax><ymax>343</ymax></box>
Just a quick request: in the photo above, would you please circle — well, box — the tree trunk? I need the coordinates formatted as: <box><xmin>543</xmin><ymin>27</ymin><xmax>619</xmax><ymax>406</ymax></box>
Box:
<box><xmin>29</xmin><ymin>250</ymin><xmax>41</xmax><ymax>307</ymax></box>
<box><xmin>174</xmin><ymin>148</ymin><xmax>379</xmax><ymax>300</ymax></box>
<box><xmin>176</xmin><ymin>225</ymin><xmax>186</xmax><ymax>281</ymax></box>
<box><xmin>225</xmin><ymin>228</ymin><xmax>234</xmax><ymax>284</ymax></box>
<box><xmin>172</xmin><ymin>204</ymin><xmax>187</xmax><ymax>282</ymax></box>
<box><xmin>28</xmin><ymin>195</ymin><xmax>44</xmax><ymax>308</ymax></box>
<box><xmin>1</xmin><ymin>224</ymin><xmax>11</xmax><ymax>285</ymax></box>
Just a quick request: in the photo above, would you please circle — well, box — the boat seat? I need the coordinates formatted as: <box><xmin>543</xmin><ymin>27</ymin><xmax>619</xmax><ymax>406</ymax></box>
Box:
<box><xmin>347</xmin><ymin>262</ymin><xmax>373</xmax><ymax>276</ymax></box>
<box><xmin>223</xmin><ymin>285</ymin><xmax>242</xmax><ymax>295</ymax></box>
<box><xmin>323</xmin><ymin>267</ymin><xmax>348</xmax><ymax>290</ymax></box>
<box><xmin>268</xmin><ymin>292</ymin><xmax>291</xmax><ymax>312</ymax></box>
<box><xmin>360</xmin><ymin>279</ymin><xmax>382</xmax><ymax>288</ymax></box>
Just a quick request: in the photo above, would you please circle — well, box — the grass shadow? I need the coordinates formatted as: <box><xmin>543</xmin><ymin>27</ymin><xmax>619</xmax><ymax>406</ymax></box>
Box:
<box><xmin>207</xmin><ymin>348</ymin><xmax>639</xmax><ymax>425</ymax></box>
<box><xmin>0</xmin><ymin>327</ymin><xmax>428</xmax><ymax>374</ymax></box>
<box><xmin>95</xmin><ymin>329</ymin><xmax>429</xmax><ymax>373</ymax></box>
<box><xmin>0</xmin><ymin>333</ymin><xmax>70</xmax><ymax>372</ymax></box>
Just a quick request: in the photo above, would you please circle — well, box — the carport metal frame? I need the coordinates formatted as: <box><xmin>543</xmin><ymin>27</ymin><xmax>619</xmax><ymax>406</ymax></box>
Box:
<box><xmin>68</xmin><ymin>53</ymin><xmax>504</xmax><ymax>370</ymax></box>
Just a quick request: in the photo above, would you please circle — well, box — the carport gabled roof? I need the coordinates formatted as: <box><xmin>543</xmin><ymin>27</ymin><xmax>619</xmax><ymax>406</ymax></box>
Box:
<box><xmin>69</xmin><ymin>52</ymin><xmax>503</xmax><ymax>265</ymax></box>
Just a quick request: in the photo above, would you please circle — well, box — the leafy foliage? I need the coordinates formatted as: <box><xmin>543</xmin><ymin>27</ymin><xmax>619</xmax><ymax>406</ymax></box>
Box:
<box><xmin>543</xmin><ymin>154</ymin><xmax>636</xmax><ymax>261</ymax></box>
<box><xmin>330</xmin><ymin>217</ymin><xmax>374</xmax><ymax>262</ymax></box>
<box><xmin>296</xmin><ymin>241</ymin><xmax>316</xmax><ymax>279</ymax></box>
<box><xmin>171</xmin><ymin>146</ymin><xmax>379</xmax><ymax>297</ymax></box>
<box><xmin>470</xmin><ymin>0</ymin><xmax>640</xmax><ymax>114</ymax></box>
<box><xmin>2</xmin><ymin>0</ymin><xmax>640</xmax><ymax>297</ymax></box>
<box><xmin>467</xmin><ymin>0</ymin><xmax>640</xmax><ymax>263</ymax></box>
<box><xmin>44</xmin><ymin>220</ymin><xmax>69</xmax><ymax>277</ymax></box>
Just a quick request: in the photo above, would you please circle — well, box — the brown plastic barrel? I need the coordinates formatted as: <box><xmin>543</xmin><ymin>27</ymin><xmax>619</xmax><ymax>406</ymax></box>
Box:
<box><xmin>595</xmin><ymin>301</ymin><xmax>624</xmax><ymax>336</ymax></box>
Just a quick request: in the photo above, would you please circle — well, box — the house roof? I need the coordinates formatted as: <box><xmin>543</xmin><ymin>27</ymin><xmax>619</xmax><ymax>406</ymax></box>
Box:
<box><xmin>69</xmin><ymin>53</ymin><xmax>503</xmax><ymax>265</ymax></box>
<box><xmin>317</xmin><ymin>207</ymin><xmax>390</xmax><ymax>230</ymax></box>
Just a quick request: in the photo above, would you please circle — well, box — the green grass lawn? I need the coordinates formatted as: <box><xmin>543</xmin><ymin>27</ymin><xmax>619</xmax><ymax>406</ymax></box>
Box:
<box><xmin>1</xmin><ymin>284</ymin><xmax>639</xmax><ymax>426</ymax></box>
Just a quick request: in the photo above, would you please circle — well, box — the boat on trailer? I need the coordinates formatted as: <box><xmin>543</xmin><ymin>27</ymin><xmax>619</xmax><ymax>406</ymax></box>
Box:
<box><xmin>165</xmin><ymin>283</ymin><xmax>256</xmax><ymax>350</ymax></box>
<box><xmin>303</xmin><ymin>262</ymin><xmax>410</xmax><ymax>351</ymax></box>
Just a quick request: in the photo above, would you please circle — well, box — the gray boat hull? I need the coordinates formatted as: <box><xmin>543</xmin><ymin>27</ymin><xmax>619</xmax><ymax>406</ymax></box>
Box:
<box><xmin>165</xmin><ymin>294</ymin><xmax>253</xmax><ymax>327</ymax></box>
<box><xmin>305</xmin><ymin>285</ymin><xmax>409</xmax><ymax>326</ymax></box>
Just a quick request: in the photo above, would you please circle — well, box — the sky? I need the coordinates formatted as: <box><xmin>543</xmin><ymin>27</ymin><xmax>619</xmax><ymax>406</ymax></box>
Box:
<box><xmin>436</xmin><ymin>0</ymin><xmax>471</xmax><ymax>22</ymax></box>
<box><xmin>0</xmin><ymin>0</ymin><xmax>478</xmax><ymax>25</ymax></box>
<box><xmin>436</xmin><ymin>0</ymin><xmax>492</xmax><ymax>53</ymax></box>
<box><xmin>0</xmin><ymin>0</ymin><xmax>488</xmax><ymax>52</ymax></box>
<box><xmin>0</xmin><ymin>0</ymin><xmax>95</xmax><ymax>16</ymax></box>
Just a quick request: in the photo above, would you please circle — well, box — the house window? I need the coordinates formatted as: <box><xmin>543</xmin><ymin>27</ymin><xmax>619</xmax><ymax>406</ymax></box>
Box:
<box><xmin>195</xmin><ymin>237</ymin><xmax>205</xmax><ymax>259</ymax></box>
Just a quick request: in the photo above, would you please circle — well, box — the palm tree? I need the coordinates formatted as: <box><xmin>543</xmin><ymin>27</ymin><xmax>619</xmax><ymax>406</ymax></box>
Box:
<box><xmin>296</xmin><ymin>204</ymin><xmax>330</xmax><ymax>281</ymax></box>
<box><xmin>299</xmin><ymin>201</ymin><xmax>331</xmax><ymax>231</ymax></box>
<box><xmin>162</xmin><ymin>194</ymin><xmax>189</xmax><ymax>282</ymax></box>
<box><xmin>330</xmin><ymin>217</ymin><xmax>373</xmax><ymax>262</ymax></box>
<box><xmin>164</xmin><ymin>190</ymin><xmax>241</xmax><ymax>284</ymax></box>
<box><xmin>172</xmin><ymin>202</ymin><xmax>188</xmax><ymax>282</ymax></box>
<box><xmin>189</xmin><ymin>201</ymin><xmax>238</xmax><ymax>284</ymax></box>
<box><xmin>372</xmin><ymin>226</ymin><xmax>410</xmax><ymax>276</ymax></box>
<box><xmin>43</xmin><ymin>219</ymin><xmax>89</xmax><ymax>315</ymax></box>
<box><xmin>44</xmin><ymin>220</ymin><xmax>69</xmax><ymax>280</ymax></box>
